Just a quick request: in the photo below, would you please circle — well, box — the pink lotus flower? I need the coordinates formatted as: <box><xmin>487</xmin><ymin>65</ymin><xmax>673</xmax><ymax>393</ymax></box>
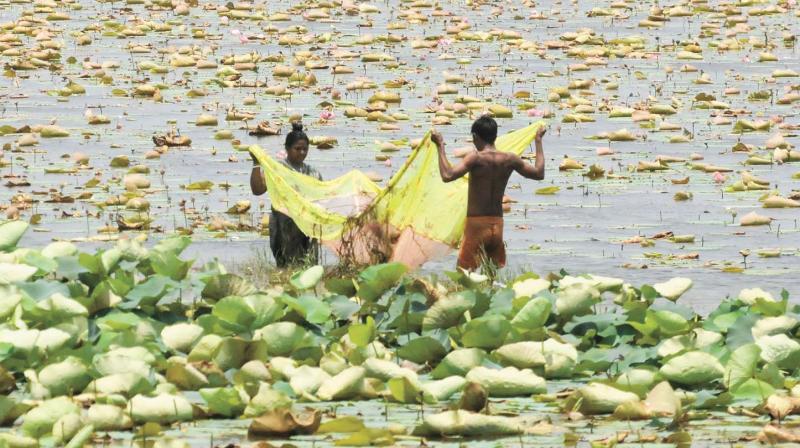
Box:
<box><xmin>712</xmin><ymin>171</ymin><xmax>726</xmax><ymax>183</ymax></box>
<box><xmin>383</xmin><ymin>159</ymin><xmax>392</xmax><ymax>167</ymax></box>
<box><xmin>526</xmin><ymin>108</ymin><xmax>545</xmax><ymax>117</ymax></box>
<box><xmin>276</xmin><ymin>150</ymin><xmax>287</xmax><ymax>160</ymax></box>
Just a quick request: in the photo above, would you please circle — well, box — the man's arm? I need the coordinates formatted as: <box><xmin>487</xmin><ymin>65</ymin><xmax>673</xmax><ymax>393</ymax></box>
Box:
<box><xmin>433</xmin><ymin>130</ymin><xmax>473</xmax><ymax>182</ymax></box>
<box><xmin>513</xmin><ymin>127</ymin><xmax>546</xmax><ymax>180</ymax></box>
<box><xmin>249</xmin><ymin>151</ymin><xmax>267</xmax><ymax>195</ymax></box>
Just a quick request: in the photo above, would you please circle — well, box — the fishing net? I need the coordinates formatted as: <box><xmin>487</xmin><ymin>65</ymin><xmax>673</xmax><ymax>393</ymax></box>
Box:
<box><xmin>249</xmin><ymin>120</ymin><xmax>546</xmax><ymax>268</ymax></box>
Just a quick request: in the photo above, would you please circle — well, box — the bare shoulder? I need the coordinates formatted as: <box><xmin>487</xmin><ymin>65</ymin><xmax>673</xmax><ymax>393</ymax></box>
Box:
<box><xmin>502</xmin><ymin>152</ymin><xmax>523</xmax><ymax>166</ymax></box>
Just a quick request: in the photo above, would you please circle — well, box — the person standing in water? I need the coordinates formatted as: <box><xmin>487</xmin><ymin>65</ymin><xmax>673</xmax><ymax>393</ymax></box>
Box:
<box><xmin>433</xmin><ymin>116</ymin><xmax>546</xmax><ymax>271</ymax></box>
<box><xmin>250</xmin><ymin>122</ymin><xmax>322</xmax><ymax>267</ymax></box>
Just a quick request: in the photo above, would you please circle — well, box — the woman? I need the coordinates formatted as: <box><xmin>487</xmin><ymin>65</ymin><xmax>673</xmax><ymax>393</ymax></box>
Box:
<box><xmin>250</xmin><ymin>122</ymin><xmax>322</xmax><ymax>267</ymax></box>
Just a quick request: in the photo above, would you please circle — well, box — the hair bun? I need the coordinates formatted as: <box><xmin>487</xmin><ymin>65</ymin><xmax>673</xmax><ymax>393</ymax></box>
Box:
<box><xmin>291</xmin><ymin>121</ymin><xmax>304</xmax><ymax>132</ymax></box>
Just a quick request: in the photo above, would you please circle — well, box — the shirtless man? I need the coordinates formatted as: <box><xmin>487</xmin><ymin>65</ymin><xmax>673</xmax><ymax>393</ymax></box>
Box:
<box><xmin>432</xmin><ymin>116</ymin><xmax>546</xmax><ymax>271</ymax></box>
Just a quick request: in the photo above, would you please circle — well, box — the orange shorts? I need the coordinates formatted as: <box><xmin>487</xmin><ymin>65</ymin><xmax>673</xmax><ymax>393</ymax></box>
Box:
<box><xmin>457</xmin><ymin>216</ymin><xmax>506</xmax><ymax>271</ymax></box>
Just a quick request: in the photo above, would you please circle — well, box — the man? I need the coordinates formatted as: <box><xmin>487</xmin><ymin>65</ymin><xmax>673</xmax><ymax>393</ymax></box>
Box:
<box><xmin>432</xmin><ymin>116</ymin><xmax>546</xmax><ymax>271</ymax></box>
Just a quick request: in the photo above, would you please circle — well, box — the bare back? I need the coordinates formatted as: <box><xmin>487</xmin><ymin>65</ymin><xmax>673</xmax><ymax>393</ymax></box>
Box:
<box><xmin>466</xmin><ymin>151</ymin><xmax>518</xmax><ymax>217</ymax></box>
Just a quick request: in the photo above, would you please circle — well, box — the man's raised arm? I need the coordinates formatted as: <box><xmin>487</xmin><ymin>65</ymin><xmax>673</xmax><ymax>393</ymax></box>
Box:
<box><xmin>513</xmin><ymin>127</ymin><xmax>546</xmax><ymax>180</ymax></box>
<box><xmin>433</xmin><ymin>130</ymin><xmax>473</xmax><ymax>183</ymax></box>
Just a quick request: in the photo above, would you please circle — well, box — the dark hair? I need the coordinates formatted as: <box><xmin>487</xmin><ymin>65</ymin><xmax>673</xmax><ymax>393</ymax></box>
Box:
<box><xmin>285</xmin><ymin>122</ymin><xmax>308</xmax><ymax>149</ymax></box>
<box><xmin>471</xmin><ymin>115</ymin><xmax>497</xmax><ymax>144</ymax></box>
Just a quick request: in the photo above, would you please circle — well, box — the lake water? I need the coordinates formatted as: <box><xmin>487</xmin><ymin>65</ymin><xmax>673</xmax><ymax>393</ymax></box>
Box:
<box><xmin>1</xmin><ymin>0</ymin><xmax>798</xmax><ymax>318</ymax></box>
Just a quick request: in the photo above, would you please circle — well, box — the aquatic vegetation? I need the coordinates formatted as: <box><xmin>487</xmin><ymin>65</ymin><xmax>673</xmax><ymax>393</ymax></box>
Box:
<box><xmin>0</xmin><ymin>224</ymin><xmax>797</xmax><ymax>445</ymax></box>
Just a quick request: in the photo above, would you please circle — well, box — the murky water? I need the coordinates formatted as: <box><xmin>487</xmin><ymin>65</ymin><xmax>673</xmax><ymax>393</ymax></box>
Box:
<box><xmin>1</xmin><ymin>0</ymin><xmax>799</xmax><ymax>319</ymax></box>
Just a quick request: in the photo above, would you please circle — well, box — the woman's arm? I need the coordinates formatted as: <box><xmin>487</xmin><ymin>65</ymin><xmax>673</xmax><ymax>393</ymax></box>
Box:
<box><xmin>250</xmin><ymin>152</ymin><xmax>267</xmax><ymax>195</ymax></box>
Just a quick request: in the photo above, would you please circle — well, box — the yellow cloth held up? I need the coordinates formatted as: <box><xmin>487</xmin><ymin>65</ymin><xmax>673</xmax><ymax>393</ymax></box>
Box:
<box><xmin>249</xmin><ymin>120</ymin><xmax>546</xmax><ymax>267</ymax></box>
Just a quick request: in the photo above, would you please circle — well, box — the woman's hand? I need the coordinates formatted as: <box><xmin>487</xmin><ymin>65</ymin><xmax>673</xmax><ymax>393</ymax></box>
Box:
<box><xmin>535</xmin><ymin>126</ymin><xmax>546</xmax><ymax>142</ymax></box>
<box><xmin>431</xmin><ymin>130</ymin><xmax>445</xmax><ymax>148</ymax></box>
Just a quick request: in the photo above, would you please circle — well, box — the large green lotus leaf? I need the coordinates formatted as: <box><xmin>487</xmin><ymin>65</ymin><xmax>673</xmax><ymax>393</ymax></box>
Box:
<box><xmin>244</xmin><ymin>383</ymin><xmax>293</xmax><ymax>417</ymax></box>
<box><xmin>316</xmin><ymin>366</ymin><xmax>366</xmax><ymax>401</ymax></box>
<box><xmin>567</xmin><ymin>382</ymin><xmax>640</xmax><ymax>415</ymax></box>
<box><xmin>465</xmin><ymin>366</ymin><xmax>546</xmax><ymax>397</ymax></box>
<box><xmin>0</xmin><ymin>432</ymin><xmax>38</xmax><ymax>448</ymax></box>
<box><xmin>615</xmin><ymin>367</ymin><xmax>662</xmax><ymax>396</ymax></box>
<box><xmin>559</xmin><ymin>275</ymin><xmax>624</xmax><ymax>294</ymax></box>
<box><xmin>128</xmin><ymin>393</ymin><xmax>193</xmax><ymax>424</ymax></box>
<box><xmin>363</xmin><ymin>358</ymin><xmax>417</xmax><ymax>382</ymax></box>
<box><xmin>348</xmin><ymin>316</ymin><xmax>376</xmax><ymax>348</ymax></box>
<box><xmin>255</xmin><ymin>322</ymin><xmax>315</xmax><ymax>357</ymax></box>
<box><xmin>326</xmin><ymin>294</ymin><xmax>360</xmax><ymax>321</ymax></box>
<box><xmin>212</xmin><ymin>337</ymin><xmax>249</xmax><ymax>371</ymax></box>
<box><xmin>187</xmin><ymin>334</ymin><xmax>223</xmax><ymax>363</ymax></box>
<box><xmin>510</xmin><ymin>296</ymin><xmax>551</xmax><ymax>330</ymax></box>
<box><xmin>94</xmin><ymin>311</ymin><xmax>143</xmax><ymax>332</ymax></box>
<box><xmin>290</xmin><ymin>265</ymin><xmax>324</xmax><ymax>290</ymax></box>
<box><xmin>644</xmin><ymin>381</ymin><xmax>681</xmax><ymax>416</ymax></box>
<box><xmin>201</xmin><ymin>274</ymin><xmax>257</xmax><ymax>301</ymax></box>
<box><xmin>5</xmin><ymin>328</ymin><xmax>71</xmax><ymax>358</ymax></box>
<box><xmin>422</xmin><ymin>293</ymin><xmax>474</xmax><ymax>331</ymax></box>
<box><xmin>21</xmin><ymin>397</ymin><xmax>80</xmax><ymax>438</ymax></box>
<box><xmin>87</xmin><ymin>404</ymin><xmax>132</xmax><ymax>431</ymax></box>
<box><xmin>659</xmin><ymin>351</ymin><xmax>724</xmax><ymax>386</ymax></box>
<box><xmin>738</xmin><ymin>288</ymin><xmax>775</xmax><ymax>305</ymax></box>
<box><xmin>0</xmin><ymin>263</ymin><xmax>37</xmax><ymax>285</ymax></box>
<box><xmin>0</xmin><ymin>285</ymin><xmax>22</xmax><ymax>319</ymax></box>
<box><xmin>83</xmin><ymin>372</ymin><xmax>154</xmax><ymax>397</ymax></box>
<box><xmin>730</xmin><ymin>378</ymin><xmax>775</xmax><ymax>402</ymax></box>
<box><xmin>651</xmin><ymin>310</ymin><xmax>690</xmax><ymax>337</ymax></box>
<box><xmin>288</xmin><ymin>365</ymin><xmax>330</xmax><ymax>396</ymax></box>
<box><xmin>234</xmin><ymin>360</ymin><xmax>273</xmax><ymax>386</ymax></box>
<box><xmin>653</xmin><ymin>277</ymin><xmax>693</xmax><ymax>301</ymax></box>
<box><xmin>317</xmin><ymin>416</ymin><xmax>367</xmax><ymax>434</ymax></box>
<box><xmin>412</xmin><ymin>410</ymin><xmax>524</xmax><ymax>437</ymax></box>
<box><xmin>37</xmin><ymin>357</ymin><xmax>91</xmax><ymax>396</ymax></box>
<box><xmin>752</xmin><ymin>316</ymin><xmax>798</xmax><ymax>339</ymax></box>
<box><xmin>319</xmin><ymin>351</ymin><xmax>348</xmax><ymax>377</ymax></box>
<box><xmin>161</xmin><ymin>323</ymin><xmax>204</xmax><ymax>353</ymax></box>
<box><xmin>70</xmin><ymin>424</ymin><xmax>97</xmax><ymax>448</ymax></box>
<box><xmin>152</xmin><ymin>236</ymin><xmax>191</xmax><ymax>255</ymax></box>
<box><xmin>199</xmin><ymin>386</ymin><xmax>248</xmax><ymax>417</ymax></box>
<box><xmin>52</xmin><ymin>412</ymin><xmax>82</xmax><ymax>444</ymax></box>
<box><xmin>461</xmin><ymin>315</ymin><xmax>511</xmax><ymax>350</ymax></box>
<box><xmin>430</xmin><ymin>348</ymin><xmax>486</xmax><ymax>380</ymax></box>
<box><xmin>421</xmin><ymin>376</ymin><xmax>467</xmax><ymax>403</ymax></box>
<box><xmin>94</xmin><ymin>347</ymin><xmax>155</xmax><ymax>377</ymax></box>
<box><xmin>149</xmin><ymin>251</ymin><xmax>193</xmax><ymax>281</ymax></box>
<box><xmin>612</xmin><ymin>400</ymin><xmax>652</xmax><ymax>421</ymax></box>
<box><xmin>493</xmin><ymin>339</ymin><xmax>577</xmax><ymax>378</ymax></box>
<box><xmin>396</xmin><ymin>335</ymin><xmax>448</xmax><ymax>365</ymax></box>
<box><xmin>280</xmin><ymin>293</ymin><xmax>331</xmax><ymax>324</ymax></box>
<box><xmin>16</xmin><ymin>279</ymin><xmax>71</xmax><ymax>304</ymax></box>
<box><xmin>268</xmin><ymin>356</ymin><xmax>299</xmax><ymax>381</ymax></box>
<box><xmin>356</xmin><ymin>262</ymin><xmax>407</xmax><ymax>302</ymax></box>
<box><xmin>0</xmin><ymin>221</ymin><xmax>29</xmax><ymax>252</ymax></box>
<box><xmin>35</xmin><ymin>294</ymin><xmax>88</xmax><ymax>322</ymax></box>
<box><xmin>724</xmin><ymin>343</ymin><xmax>760</xmax><ymax>390</ymax></box>
<box><xmin>0</xmin><ymin>329</ymin><xmax>38</xmax><ymax>357</ymax></box>
<box><xmin>165</xmin><ymin>359</ymin><xmax>210</xmax><ymax>391</ymax></box>
<box><xmin>755</xmin><ymin>334</ymin><xmax>800</xmax><ymax>369</ymax></box>
<box><xmin>388</xmin><ymin>375</ymin><xmax>425</xmax><ymax>404</ymax></box>
<box><xmin>21</xmin><ymin>251</ymin><xmax>58</xmax><ymax>275</ymax></box>
<box><xmin>555</xmin><ymin>283</ymin><xmax>600</xmax><ymax>318</ymax></box>
<box><xmin>511</xmin><ymin>278</ymin><xmax>550</xmax><ymax>299</ymax></box>
<box><xmin>121</xmin><ymin>275</ymin><xmax>171</xmax><ymax>310</ymax></box>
